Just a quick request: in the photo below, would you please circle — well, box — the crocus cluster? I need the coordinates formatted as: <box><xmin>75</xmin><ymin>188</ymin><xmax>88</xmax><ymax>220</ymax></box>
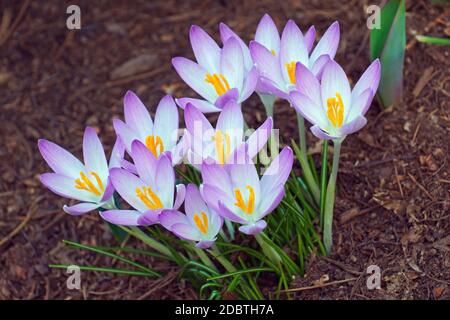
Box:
<box><xmin>39</xmin><ymin>14</ymin><xmax>380</xmax><ymax>251</ymax></box>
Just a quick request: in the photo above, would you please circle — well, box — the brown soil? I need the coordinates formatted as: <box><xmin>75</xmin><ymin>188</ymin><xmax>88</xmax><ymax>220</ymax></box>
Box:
<box><xmin>0</xmin><ymin>0</ymin><xmax>448</xmax><ymax>300</ymax></box>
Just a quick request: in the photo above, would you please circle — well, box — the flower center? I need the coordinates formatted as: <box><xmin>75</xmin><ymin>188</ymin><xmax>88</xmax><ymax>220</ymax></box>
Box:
<box><xmin>213</xmin><ymin>130</ymin><xmax>231</xmax><ymax>165</ymax></box>
<box><xmin>193</xmin><ymin>211</ymin><xmax>208</xmax><ymax>234</ymax></box>
<box><xmin>75</xmin><ymin>171</ymin><xmax>104</xmax><ymax>196</ymax></box>
<box><xmin>326</xmin><ymin>92</ymin><xmax>344</xmax><ymax>128</ymax></box>
<box><xmin>135</xmin><ymin>186</ymin><xmax>163</xmax><ymax>210</ymax></box>
<box><xmin>145</xmin><ymin>135</ymin><xmax>164</xmax><ymax>158</ymax></box>
<box><xmin>285</xmin><ymin>61</ymin><xmax>297</xmax><ymax>84</ymax></box>
<box><xmin>234</xmin><ymin>185</ymin><xmax>255</xmax><ymax>215</ymax></box>
<box><xmin>205</xmin><ymin>73</ymin><xmax>230</xmax><ymax>96</ymax></box>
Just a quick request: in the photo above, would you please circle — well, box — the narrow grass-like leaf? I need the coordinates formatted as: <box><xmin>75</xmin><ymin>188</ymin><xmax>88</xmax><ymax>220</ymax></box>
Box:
<box><xmin>416</xmin><ymin>35</ymin><xmax>450</xmax><ymax>45</ymax></box>
<box><xmin>49</xmin><ymin>264</ymin><xmax>157</xmax><ymax>277</ymax></box>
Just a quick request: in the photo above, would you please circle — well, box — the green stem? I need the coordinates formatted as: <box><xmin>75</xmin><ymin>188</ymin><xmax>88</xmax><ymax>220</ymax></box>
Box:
<box><xmin>194</xmin><ymin>246</ymin><xmax>217</xmax><ymax>272</ymax></box>
<box><xmin>323</xmin><ymin>139</ymin><xmax>342</xmax><ymax>255</ymax></box>
<box><xmin>209</xmin><ymin>245</ymin><xmax>236</xmax><ymax>273</ymax></box>
<box><xmin>258</xmin><ymin>93</ymin><xmax>276</xmax><ymax>118</ymax></box>
<box><xmin>126</xmin><ymin>226</ymin><xmax>174</xmax><ymax>259</ymax></box>
<box><xmin>319</xmin><ymin>140</ymin><xmax>329</xmax><ymax>228</ymax></box>
<box><xmin>254</xmin><ymin>232</ymin><xmax>282</xmax><ymax>267</ymax></box>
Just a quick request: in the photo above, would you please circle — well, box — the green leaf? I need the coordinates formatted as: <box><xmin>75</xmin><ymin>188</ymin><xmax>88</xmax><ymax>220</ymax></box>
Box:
<box><xmin>49</xmin><ymin>264</ymin><xmax>157</xmax><ymax>277</ymax></box>
<box><xmin>416</xmin><ymin>35</ymin><xmax>450</xmax><ymax>45</ymax></box>
<box><xmin>370</xmin><ymin>0</ymin><xmax>406</xmax><ymax>107</ymax></box>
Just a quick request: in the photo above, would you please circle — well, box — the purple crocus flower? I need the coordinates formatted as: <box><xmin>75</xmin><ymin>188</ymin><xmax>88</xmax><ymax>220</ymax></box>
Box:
<box><xmin>200</xmin><ymin>147</ymin><xmax>293</xmax><ymax>235</ymax></box>
<box><xmin>290</xmin><ymin>59</ymin><xmax>381</xmax><ymax>140</ymax></box>
<box><xmin>39</xmin><ymin>127</ymin><xmax>124</xmax><ymax>215</ymax></box>
<box><xmin>160</xmin><ymin>184</ymin><xmax>223</xmax><ymax>249</ymax></box>
<box><xmin>184</xmin><ymin>100</ymin><xmax>272</xmax><ymax>166</ymax></box>
<box><xmin>100</xmin><ymin>140</ymin><xmax>185</xmax><ymax>226</ymax></box>
<box><xmin>250</xmin><ymin>17</ymin><xmax>339</xmax><ymax>99</ymax></box>
<box><xmin>113</xmin><ymin>91</ymin><xmax>187</xmax><ymax>165</ymax></box>
<box><xmin>172</xmin><ymin>25</ymin><xmax>258</xmax><ymax>113</ymax></box>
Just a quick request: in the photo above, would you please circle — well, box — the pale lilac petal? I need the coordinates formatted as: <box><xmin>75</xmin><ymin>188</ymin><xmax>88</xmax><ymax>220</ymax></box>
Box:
<box><xmin>219</xmin><ymin>23</ymin><xmax>253</xmax><ymax>71</ymax></box>
<box><xmin>280</xmin><ymin>20</ymin><xmax>309</xmax><ymax>83</ymax></box>
<box><xmin>184</xmin><ymin>103</ymin><xmax>214</xmax><ymax>136</ymax></box>
<box><xmin>173</xmin><ymin>184</ymin><xmax>186</xmax><ymax>210</ymax></box>
<box><xmin>113</xmin><ymin>118</ymin><xmax>139</xmax><ymax>154</ymax></box>
<box><xmin>258</xmin><ymin>184</ymin><xmax>285</xmax><ymax>219</ymax></box>
<box><xmin>40</xmin><ymin>173</ymin><xmax>96</xmax><ymax>202</ymax></box>
<box><xmin>153</xmin><ymin>95</ymin><xmax>178</xmax><ymax>152</ymax></box>
<box><xmin>215</xmin><ymin>88</ymin><xmax>239</xmax><ymax>109</ymax></box>
<box><xmin>347</xmin><ymin>88</ymin><xmax>372</xmax><ymax>121</ymax></box>
<box><xmin>245</xmin><ymin>117</ymin><xmax>272</xmax><ymax>159</ymax></box>
<box><xmin>216</xmin><ymin>100</ymin><xmax>244</xmax><ymax>147</ymax></box>
<box><xmin>176</xmin><ymin>97</ymin><xmax>221</xmax><ymax>113</ymax></box>
<box><xmin>229</xmin><ymin>161</ymin><xmax>260</xmax><ymax>207</ymax></box>
<box><xmin>310</xmin><ymin>21</ymin><xmax>340</xmax><ymax>65</ymax></box>
<box><xmin>304</xmin><ymin>25</ymin><xmax>316</xmax><ymax>54</ymax></box>
<box><xmin>218</xmin><ymin>201</ymin><xmax>248</xmax><ymax>224</ymax></box>
<box><xmin>120</xmin><ymin>159</ymin><xmax>137</xmax><ymax>174</ymax></box>
<box><xmin>201</xmin><ymin>184</ymin><xmax>234</xmax><ymax>215</ymax></box>
<box><xmin>63</xmin><ymin>202</ymin><xmax>102</xmax><ymax>216</ymax></box>
<box><xmin>172</xmin><ymin>57</ymin><xmax>216</xmax><ymax>102</ymax></box>
<box><xmin>100</xmin><ymin>177</ymin><xmax>115</xmax><ymax>202</ymax></box>
<box><xmin>289</xmin><ymin>91</ymin><xmax>328</xmax><ymax>128</ymax></box>
<box><xmin>310</xmin><ymin>125</ymin><xmax>336</xmax><ymax>140</ymax></box>
<box><xmin>171</xmin><ymin>223</ymin><xmax>199</xmax><ymax>241</ymax></box>
<box><xmin>38</xmin><ymin>139</ymin><xmax>84</xmax><ymax>178</ymax></box>
<box><xmin>196</xmin><ymin>240</ymin><xmax>215</xmax><ymax>249</ymax></box>
<box><xmin>190</xmin><ymin>25</ymin><xmax>221</xmax><ymax>73</ymax></box>
<box><xmin>159</xmin><ymin>209</ymin><xmax>189</xmax><ymax>230</ymax></box>
<box><xmin>155</xmin><ymin>154</ymin><xmax>175</xmax><ymax>207</ymax></box>
<box><xmin>184</xmin><ymin>183</ymin><xmax>209</xmax><ymax>221</ymax></box>
<box><xmin>249</xmin><ymin>41</ymin><xmax>284</xmax><ymax>87</ymax></box>
<box><xmin>130</xmin><ymin>140</ymin><xmax>157</xmax><ymax>186</ymax></box>
<box><xmin>109</xmin><ymin>137</ymin><xmax>125</xmax><ymax>169</ymax></box>
<box><xmin>137</xmin><ymin>209</ymin><xmax>162</xmax><ymax>225</ymax></box>
<box><xmin>109</xmin><ymin>168</ymin><xmax>148</xmax><ymax>212</ymax></box>
<box><xmin>238</xmin><ymin>220</ymin><xmax>267</xmax><ymax>235</ymax></box>
<box><xmin>83</xmin><ymin>127</ymin><xmax>108</xmax><ymax>180</ymax></box>
<box><xmin>260</xmin><ymin>147</ymin><xmax>293</xmax><ymax>198</ymax></box>
<box><xmin>171</xmin><ymin>131</ymin><xmax>189</xmax><ymax>165</ymax></box>
<box><xmin>294</xmin><ymin>62</ymin><xmax>321</xmax><ymax>106</ymax></box>
<box><xmin>124</xmin><ymin>91</ymin><xmax>153</xmax><ymax>139</ymax></box>
<box><xmin>221</xmin><ymin>37</ymin><xmax>244</xmax><ymax>91</ymax></box>
<box><xmin>255</xmin><ymin>14</ymin><xmax>280</xmax><ymax>55</ymax></box>
<box><xmin>321</xmin><ymin>60</ymin><xmax>351</xmax><ymax>115</ymax></box>
<box><xmin>352</xmin><ymin>59</ymin><xmax>381</xmax><ymax>102</ymax></box>
<box><xmin>340</xmin><ymin>115</ymin><xmax>367</xmax><ymax>136</ymax></box>
<box><xmin>100</xmin><ymin>209</ymin><xmax>142</xmax><ymax>226</ymax></box>
<box><xmin>239</xmin><ymin>67</ymin><xmax>258</xmax><ymax>102</ymax></box>
<box><xmin>200</xmin><ymin>164</ymin><xmax>233</xmax><ymax>197</ymax></box>
<box><xmin>258</xmin><ymin>77</ymin><xmax>289</xmax><ymax>99</ymax></box>
<box><xmin>310</xmin><ymin>54</ymin><xmax>331</xmax><ymax>79</ymax></box>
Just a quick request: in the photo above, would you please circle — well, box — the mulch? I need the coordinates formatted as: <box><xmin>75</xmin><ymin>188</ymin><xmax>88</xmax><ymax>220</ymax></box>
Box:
<box><xmin>0</xmin><ymin>0</ymin><xmax>448</xmax><ymax>300</ymax></box>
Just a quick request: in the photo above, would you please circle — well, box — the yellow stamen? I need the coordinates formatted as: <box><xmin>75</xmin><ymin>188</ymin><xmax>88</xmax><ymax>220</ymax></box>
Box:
<box><xmin>213</xmin><ymin>130</ymin><xmax>231</xmax><ymax>165</ymax></box>
<box><xmin>285</xmin><ymin>61</ymin><xmax>297</xmax><ymax>84</ymax></box>
<box><xmin>270</xmin><ymin>49</ymin><xmax>276</xmax><ymax>56</ymax></box>
<box><xmin>234</xmin><ymin>185</ymin><xmax>255</xmax><ymax>214</ymax></box>
<box><xmin>145</xmin><ymin>135</ymin><xmax>164</xmax><ymax>158</ymax></box>
<box><xmin>326</xmin><ymin>92</ymin><xmax>344</xmax><ymax>128</ymax></box>
<box><xmin>193</xmin><ymin>211</ymin><xmax>208</xmax><ymax>234</ymax></box>
<box><xmin>205</xmin><ymin>73</ymin><xmax>230</xmax><ymax>96</ymax></box>
<box><xmin>136</xmin><ymin>186</ymin><xmax>163</xmax><ymax>210</ymax></box>
<box><xmin>75</xmin><ymin>171</ymin><xmax>104</xmax><ymax>196</ymax></box>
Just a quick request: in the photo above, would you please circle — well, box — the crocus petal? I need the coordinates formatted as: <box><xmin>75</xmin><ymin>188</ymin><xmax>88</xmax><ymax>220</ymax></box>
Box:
<box><xmin>201</xmin><ymin>184</ymin><xmax>234</xmax><ymax>216</ymax></box>
<box><xmin>229</xmin><ymin>160</ymin><xmax>260</xmax><ymax>207</ymax></box>
<box><xmin>38</xmin><ymin>139</ymin><xmax>84</xmax><ymax>179</ymax></box>
<box><xmin>294</xmin><ymin>62</ymin><xmax>321</xmax><ymax>106</ymax></box>
<box><xmin>196</xmin><ymin>240</ymin><xmax>215</xmax><ymax>249</ymax></box>
<box><xmin>215</xmin><ymin>88</ymin><xmax>239</xmax><ymax>109</ymax></box>
<box><xmin>245</xmin><ymin>117</ymin><xmax>273</xmax><ymax>159</ymax></box>
<box><xmin>216</xmin><ymin>100</ymin><xmax>244</xmax><ymax>148</ymax></box>
<box><xmin>153</xmin><ymin>95</ymin><xmax>178</xmax><ymax>152</ymax></box>
<box><xmin>159</xmin><ymin>209</ymin><xmax>189</xmax><ymax>230</ymax></box>
<box><xmin>238</xmin><ymin>220</ymin><xmax>267</xmax><ymax>235</ymax></box>
<box><xmin>255</xmin><ymin>14</ymin><xmax>280</xmax><ymax>55</ymax></box>
<box><xmin>289</xmin><ymin>91</ymin><xmax>328</xmax><ymax>128</ymax></box>
<box><xmin>249</xmin><ymin>41</ymin><xmax>284</xmax><ymax>87</ymax></box>
<box><xmin>221</xmin><ymin>37</ymin><xmax>244</xmax><ymax>90</ymax></box>
<box><xmin>321</xmin><ymin>60</ymin><xmax>351</xmax><ymax>115</ymax></box>
<box><xmin>310</xmin><ymin>125</ymin><xmax>336</xmax><ymax>140</ymax></box>
<box><xmin>239</xmin><ymin>66</ymin><xmax>258</xmax><ymax>102</ymax></box>
<box><xmin>176</xmin><ymin>97</ymin><xmax>221</xmax><ymax>113</ymax></box>
<box><xmin>172</xmin><ymin>57</ymin><xmax>217</xmax><ymax>102</ymax></box>
<box><xmin>219</xmin><ymin>22</ymin><xmax>253</xmax><ymax>71</ymax></box>
<box><xmin>184</xmin><ymin>103</ymin><xmax>214</xmax><ymax>137</ymax></box>
<box><xmin>352</xmin><ymin>59</ymin><xmax>381</xmax><ymax>102</ymax></box>
<box><xmin>100</xmin><ymin>209</ymin><xmax>142</xmax><ymax>226</ymax></box>
<box><xmin>120</xmin><ymin>159</ymin><xmax>138</xmax><ymax>175</ymax></box>
<box><xmin>200</xmin><ymin>163</ymin><xmax>233</xmax><ymax>197</ymax></box>
<box><xmin>124</xmin><ymin>91</ymin><xmax>153</xmax><ymax>139</ymax></box>
<box><xmin>184</xmin><ymin>183</ymin><xmax>209</xmax><ymax>221</ymax></box>
<box><xmin>258</xmin><ymin>184</ymin><xmax>285</xmax><ymax>219</ymax></box>
<box><xmin>171</xmin><ymin>130</ymin><xmax>189</xmax><ymax>165</ymax></box>
<box><xmin>347</xmin><ymin>88</ymin><xmax>372</xmax><ymax>121</ymax></box>
<box><xmin>155</xmin><ymin>154</ymin><xmax>175</xmax><ymax>207</ymax></box>
<box><xmin>137</xmin><ymin>209</ymin><xmax>162</xmax><ymax>225</ymax></box>
<box><xmin>340</xmin><ymin>115</ymin><xmax>367</xmax><ymax>136</ymax></box>
<box><xmin>63</xmin><ymin>202</ymin><xmax>102</xmax><ymax>216</ymax></box>
<box><xmin>113</xmin><ymin>119</ymin><xmax>139</xmax><ymax>153</ymax></box>
<box><xmin>100</xmin><ymin>177</ymin><xmax>115</xmax><ymax>202</ymax></box>
<box><xmin>218</xmin><ymin>200</ymin><xmax>248</xmax><ymax>224</ymax></box>
<box><xmin>310</xmin><ymin>54</ymin><xmax>331</xmax><ymax>78</ymax></box>
<box><xmin>280</xmin><ymin>20</ymin><xmax>309</xmax><ymax>83</ymax></box>
<box><xmin>309</xmin><ymin>21</ymin><xmax>339</xmax><ymax>65</ymax></box>
<box><xmin>109</xmin><ymin>137</ymin><xmax>125</xmax><ymax>169</ymax></box>
<box><xmin>304</xmin><ymin>25</ymin><xmax>316</xmax><ymax>54</ymax></box>
<box><xmin>190</xmin><ymin>25</ymin><xmax>221</xmax><ymax>73</ymax></box>
<box><xmin>171</xmin><ymin>223</ymin><xmax>199</xmax><ymax>241</ymax></box>
<box><xmin>258</xmin><ymin>77</ymin><xmax>289</xmax><ymax>99</ymax></box>
<box><xmin>83</xmin><ymin>127</ymin><xmax>108</xmax><ymax>180</ymax></box>
<box><xmin>173</xmin><ymin>184</ymin><xmax>186</xmax><ymax>210</ymax></box>
<box><xmin>131</xmin><ymin>140</ymin><xmax>157</xmax><ymax>186</ymax></box>
<box><xmin>40</xmin><ymin>173</ymin><xmax>96</xmax><ymax>202</ymax></box>
<box><xmin>109</xmin><ymin>168</ymin><xmax>148</xmax><ymax>212</ymax></box>
<box><xmin>260</xmin><ymin>147</ymin><xmax>293</xmax><ymax>197</ymax></box>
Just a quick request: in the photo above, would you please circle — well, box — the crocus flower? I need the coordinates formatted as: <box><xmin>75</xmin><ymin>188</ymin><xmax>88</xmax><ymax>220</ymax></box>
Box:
<box><xmin>184</xmin><ymin>100</ymin><xmax>272</xmax><ymax>166</ymax></box>
<box><xmin>39</xmin><ymin>127</ymin><xmax>124</xmax><ymax>215</ymax></box>
<box><xmin>200</xmin><ymin>147</ymin><xmax>293</xmax><ymax>235</ymax></box>
<box><xmin>250</xmin><ymin>18</ymin><xmax>339</xmax><ymax>99</ymax></box>
<box><xmin>172</xmin><ymin>25</ymin><xmax>258</xmax><ymax>113</ymax></box>
<box><xmin>290</xmin><ymin>59</ymin><xmax>381</xmax><ymax>140</ymax></box>
<box><xmin>160</xmin><ymin>184</ymin><xmax>223</xmax><ymax>249</ymax></box>
<box><xmin>113</xmin><ymin>91</ymin><xmax>187</xmax><ymax>165</ymax></box>
<box><xmin>100</xmin><ymin>140</ymin><xmax>185</xmax><ymax>226</ymax></box>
